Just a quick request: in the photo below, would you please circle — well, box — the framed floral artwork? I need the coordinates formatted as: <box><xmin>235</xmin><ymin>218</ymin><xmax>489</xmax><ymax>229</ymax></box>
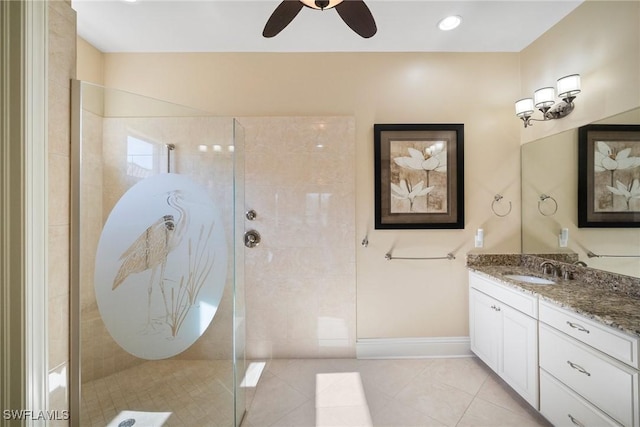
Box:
<box><xmin>374</xmin><ymin>123</ymin><xmax>464</xmax><ymax>229</ymax></box>
<box><xmin>578</xmin><ymin>124</ymin><xmax>640</xmax><ymax>227</ymax></box>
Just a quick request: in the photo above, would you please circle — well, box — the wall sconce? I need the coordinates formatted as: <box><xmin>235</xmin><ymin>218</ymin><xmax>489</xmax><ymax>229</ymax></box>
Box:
<box><xmin>515</xmin><ymin>74</ymin><xmax>581</xmax><ymax>128</ymax></box>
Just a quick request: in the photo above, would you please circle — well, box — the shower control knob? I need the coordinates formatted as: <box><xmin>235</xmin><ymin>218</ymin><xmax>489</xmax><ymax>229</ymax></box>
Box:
<box><xmin>244</xmin><ymin>229</ymin><xmax>261</xmax><ymax>248</ymax></box>
<box><xmin>245</xmin><ymin>209</ymin><xmax>257</xmax><ymax>221</ymax></box>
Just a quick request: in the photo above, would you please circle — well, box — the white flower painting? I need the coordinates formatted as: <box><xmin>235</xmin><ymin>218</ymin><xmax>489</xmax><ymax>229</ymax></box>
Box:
<box><xmin>593</xmin><ymin>140</ymin><xmax>640</xmax><ymax>212</ymax></box>
<box><xmin>606</xmin><ymin>179</ymin><xmax>640</xmax><ymax>211</ymax></box>
<box><xmin>390</xmin><ymin>179</ymin><xmax>434</xmax><ymax>212</ymax></box>
<box><xmin>390</xmin><ymin>140</ymin><xmax>447</xmax><ymax>213</ymax></box>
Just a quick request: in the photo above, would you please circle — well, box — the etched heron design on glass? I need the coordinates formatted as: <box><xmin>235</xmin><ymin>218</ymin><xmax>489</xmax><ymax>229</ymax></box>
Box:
<box><xmin>112</xmin><ymin>190</ymin><xmax>189</xmax><ymax>330</ymax></box>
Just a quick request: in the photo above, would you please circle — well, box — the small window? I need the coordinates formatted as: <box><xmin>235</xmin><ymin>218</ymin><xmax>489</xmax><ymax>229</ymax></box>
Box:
<box><xmin>127</xmin><ymin>136</ymin><xmax>158</xmax><ymax>178</ymax></box>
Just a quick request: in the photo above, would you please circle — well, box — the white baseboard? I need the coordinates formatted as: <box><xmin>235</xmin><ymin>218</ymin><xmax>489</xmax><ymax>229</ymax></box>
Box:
<box><xmin>356</xmin><ymin>337</ymin><xmax>472</xmax><ymax>359</ymax></box>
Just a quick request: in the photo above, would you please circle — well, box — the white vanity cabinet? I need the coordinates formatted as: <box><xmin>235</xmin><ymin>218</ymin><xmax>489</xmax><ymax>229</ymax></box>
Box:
<box><xmin>539</xmin><ymin>300</ymin><xmax>640</xmax><ymax>427</ymax></box>
<box><xmin>469</xmin><ymin>272</ymin><xmax>539</xmax><ymax>408</ymax></box>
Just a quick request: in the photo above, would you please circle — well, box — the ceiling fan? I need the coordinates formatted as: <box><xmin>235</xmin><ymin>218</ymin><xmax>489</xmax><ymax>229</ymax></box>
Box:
<box><xmin>263</xmin><ymin>0</ymin><xmax>377</xmax><ymax>39</ymax></box>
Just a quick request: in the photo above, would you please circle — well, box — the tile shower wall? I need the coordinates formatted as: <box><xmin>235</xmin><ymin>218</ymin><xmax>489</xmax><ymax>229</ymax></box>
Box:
<box><xmin>48</xmin><ymin>0</ymin><xmax>76</xmax><ymax>421</ymax></box>
<box><xmin>241</xmin><ymin>117</ymin><xmax>356</xmax><ymax>359</ymax></box>
<box><xmin>80</xmin><ymin>115</ymin><xmax>236</xmax><ymax>382</ymax></box>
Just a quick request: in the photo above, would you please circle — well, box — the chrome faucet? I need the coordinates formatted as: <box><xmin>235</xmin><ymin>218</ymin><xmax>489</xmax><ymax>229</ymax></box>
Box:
<box><xmin>540</xmin><ymin>260</ymin><xmax>561</xmax><ymax>277</ymax></box>
<box><xmin>560</xmin><ymin>265</ymin><xmax>574</xmax><ymax>280</ymax></box>
<box><xmin>573</xmin><ymin>260</ymin><xmax>587</xmax><ymax>267</ymax></box>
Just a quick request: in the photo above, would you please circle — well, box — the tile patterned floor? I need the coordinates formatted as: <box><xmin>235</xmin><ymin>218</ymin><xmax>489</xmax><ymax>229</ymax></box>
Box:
<box><xmin>81</xmin><ymin>359</ymin><xmax>235</xmax><ymax>427</ymax></box>
<box><xmin>241</xmin><ymin>358</ymin><xmax>551</xmax><ymax>427</ymax></box>
<box><xmin>80</xmin><ymin>357</ymin><xmax>551</xmax><ymax>427</ymax></box>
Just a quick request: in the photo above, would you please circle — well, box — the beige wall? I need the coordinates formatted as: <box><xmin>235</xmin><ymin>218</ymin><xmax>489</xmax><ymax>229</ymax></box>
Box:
<box><xmin>96</xmin><ymin>52</ymin><xmax>523</xmax><ymax>341</ymax></box>
<box><xmin>73</xmin><ymin>1</ymin><xmax>640</xmax><ymax>343</ymax></box>
<box><xmin>519</xmin><ymin>1</ymin><xmax>640</xmax><ymax>144</ymax></box>
<box><xmin>77</xmin><ymin>36</ymin><xmax>104</xmax><ymax>86</ymax></box>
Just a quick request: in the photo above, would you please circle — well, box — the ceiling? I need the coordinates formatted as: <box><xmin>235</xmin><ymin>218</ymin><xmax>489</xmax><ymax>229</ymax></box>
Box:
<box><xmin>72</xmin><ymin>0</ymin><xmax>584</xmax><ymax>53</ymax></box>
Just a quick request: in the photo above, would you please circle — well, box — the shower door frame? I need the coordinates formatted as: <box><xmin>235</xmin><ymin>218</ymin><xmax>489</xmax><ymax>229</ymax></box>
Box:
<box><xmin>69</xmin><ymin>79</ymin><xmax>82</xmax><ymax>427</ymax></box>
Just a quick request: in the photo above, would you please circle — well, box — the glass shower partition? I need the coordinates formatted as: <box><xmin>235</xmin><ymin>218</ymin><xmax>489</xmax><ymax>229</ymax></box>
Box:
<box><xmin>70</xmin><ymin>81</ymin><xmax>245</xmax><ymax>427</ymax></box>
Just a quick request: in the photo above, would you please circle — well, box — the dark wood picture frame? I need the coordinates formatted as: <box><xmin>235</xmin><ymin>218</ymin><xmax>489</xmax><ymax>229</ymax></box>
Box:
<box><xmin>578</xmin><ymin>124</ymin><xmax>640</xmax><ymax>228</ymax></box>
<box><xmin>374</xmin><ymin>123</ymin><xmax>464</xmax><ymax>229</ymax></box>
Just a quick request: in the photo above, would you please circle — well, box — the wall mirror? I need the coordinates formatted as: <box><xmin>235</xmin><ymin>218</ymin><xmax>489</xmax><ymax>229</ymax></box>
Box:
<box><xmin>521</xmin><ymin>107</ymin><xmax>640</xmax><ymax>278</ymax></box>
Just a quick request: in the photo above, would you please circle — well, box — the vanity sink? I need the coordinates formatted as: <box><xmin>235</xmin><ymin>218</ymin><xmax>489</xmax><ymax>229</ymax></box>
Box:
<box><xmin>503</xmin><ymin>274</ymin><xmax>556</xmax><ymax>285</ymax></box>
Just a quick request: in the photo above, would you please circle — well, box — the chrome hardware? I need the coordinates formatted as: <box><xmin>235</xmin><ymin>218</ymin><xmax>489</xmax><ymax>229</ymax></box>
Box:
<box><xmin>385</xmin><ymin>251</ymin><xmax>455</xmax><ymax>261</ymax></box>
<box><xmin>538</xmin><ymin>194</ymin><xmax>558</xmax><ymax>216</ymax></box>
<box><xmin>244</xmin><ymin>229</ymin><xmax>261</xmax><ymax>248</ymax></box>
<box><xmin>165</xmin><ymin>143</ymin><xmax>175</xmax><ymax>173</ymax></box>
<box><xmin>245</xmin><ymin>209</ymin><xmax>257</xmax><ymax>221</ymax></box>
<box><xmin>573</xmin><ymin>260</ymin><xmax>588</xmax><ymax>267</ymax></box>
<box><xmin>491</xmin><ymin>194</ymin><xmax>512</xmax><ymax>217</ymax></box>
<box><xmin>587</xmin><ymin>250</ymin><xmax>640</xmax><ymax>258</ymax></box>
<box><xmin>567</xmin><ymin>360</ymin><xmax>591</xmax><ymax>376</ymax></box>
<box><xmin>568</xmin><ymin>414</ymin><xmax>585</xmax><ymax>427</ymax></box>
<box><xmin>561</xmin><ymin>265</ymin><xmax>574</xmax><ymax>280</ymax></box>
<box><xmin>566</xmin><ymin>321</ymin><xmax>589</xmax><ymax>334</ymax></box>
<box><xmin>490</xmin><ymin>305</ymin><xmax>501</xmax><ymax>312</ymax></box>
<box><xmin>540</xmin><ymin>260</ymin><xmax>561</xmax><ymax>277</ymax></box>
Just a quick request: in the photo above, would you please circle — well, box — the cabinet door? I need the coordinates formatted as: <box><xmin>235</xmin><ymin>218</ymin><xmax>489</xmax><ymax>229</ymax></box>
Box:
<box><xmin>469</xmin><ymin>288</ymin><xmax>501</xmax><ymax>372</ymax></box>
<box><xmin>501</xmin><ymin>303</ymin><xmax>539</xmax><ymax>409</ymax></box>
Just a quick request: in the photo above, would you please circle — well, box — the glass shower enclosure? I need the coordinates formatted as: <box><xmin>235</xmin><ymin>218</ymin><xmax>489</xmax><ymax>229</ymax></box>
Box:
<box><xmin>70</xmin><ymin>81</ymin><xmax>246</xmax><ymax>427</ymax></box>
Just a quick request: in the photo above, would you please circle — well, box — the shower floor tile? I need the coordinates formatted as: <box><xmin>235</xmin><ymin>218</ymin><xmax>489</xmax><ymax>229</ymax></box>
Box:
<box><xmin>81</xmin><ymin>359</ymin><xmax>235</xmax><ymax>427</ymax></box>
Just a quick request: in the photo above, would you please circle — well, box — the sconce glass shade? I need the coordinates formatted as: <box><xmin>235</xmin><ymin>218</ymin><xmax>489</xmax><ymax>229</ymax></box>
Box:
<box><xmin>300</xmin><ymin>0</ymin><xmax>344</xmax><ymax>9</ymax></box>
<box><xmin>557</xmin><ymin>74</ymin><xmax>581</xmax><ymax>99</ymax></box>
<box><xmin>515</xmin><ymin>98</ymin><xmax>535</xmax><ymax>117</ymax></box>
<box><xmin>534</xmin><ymin>87</ymin><xmax>555</xmax><ymax>109</ymax></box>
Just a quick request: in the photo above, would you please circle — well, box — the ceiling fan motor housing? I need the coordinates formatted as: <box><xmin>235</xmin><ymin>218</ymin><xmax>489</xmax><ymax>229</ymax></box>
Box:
<box><xmin>299</xmin><ymin>0</ymin><xmax>344</xmax><ymax>10</ymax></box>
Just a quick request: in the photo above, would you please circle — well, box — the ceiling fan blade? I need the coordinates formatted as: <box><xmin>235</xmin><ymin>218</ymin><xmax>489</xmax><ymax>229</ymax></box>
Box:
<box><xmin>263</xmin><ymin>1</ymin><xmax>305</xmax><ymax>38</ymax></box>
<box><xmin>335</xmin><ymin>0</ymin><xmax>377</xmax><ymax>38</ymax></box>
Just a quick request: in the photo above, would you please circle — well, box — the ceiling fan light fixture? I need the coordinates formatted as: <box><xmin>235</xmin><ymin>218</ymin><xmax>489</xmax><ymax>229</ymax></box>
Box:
<box><xmin>264</xmin><ymin>0</ymin><xmax>376</xmax><ymax>39</ymax></box>
<box><xmin>300</xmin><ymin>0</ymin><xmax>344</xmax><ymax>10</ymax></box>
<box><xmin>438</xmin><ymin>15</ymin><xmax>462</xmax><ymax>31</ymax></box>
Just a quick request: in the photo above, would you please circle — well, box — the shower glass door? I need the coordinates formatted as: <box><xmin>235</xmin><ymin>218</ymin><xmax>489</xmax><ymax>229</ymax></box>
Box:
<box><xmin>71</xmin><ymin>81</ymin><xmax>245</xmax><ymax>427</ymax></box>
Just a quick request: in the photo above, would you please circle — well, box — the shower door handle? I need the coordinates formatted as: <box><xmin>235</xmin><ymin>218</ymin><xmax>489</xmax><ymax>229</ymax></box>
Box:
<box><xmin>244</xmin><ymin>230</ymin><xmax>261</xmax><ymax>248</ymax></box>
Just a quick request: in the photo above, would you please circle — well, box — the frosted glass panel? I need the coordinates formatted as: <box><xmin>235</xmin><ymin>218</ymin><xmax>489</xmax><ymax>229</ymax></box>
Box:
<box><xmin>94</xmin><ymin>173</ymin><xmax>227</xmax><ymax>359</ymax></box>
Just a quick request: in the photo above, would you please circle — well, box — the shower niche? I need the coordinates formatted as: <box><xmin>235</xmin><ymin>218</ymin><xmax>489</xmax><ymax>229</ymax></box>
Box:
<box><xmin>70</xmin><ymin>81</ymin><xmax>246</xmax><ymax>427</ymax></box>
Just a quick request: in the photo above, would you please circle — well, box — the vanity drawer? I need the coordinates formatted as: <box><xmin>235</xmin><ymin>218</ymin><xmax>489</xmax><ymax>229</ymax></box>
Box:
<box><xmin>540</xmin><ymin>369</ymin><xmax>621</xmax><ymax>427</ymax></box>
<box><xmin>540</xmin><ymin>323</ymin><xmax>639</xmax><ymax>427</ymax></box>
<box><xmin>469</xmin><ymin>272</ymin><xmax>537</xmax><ymax>318</ymax></box>
<box><xmin>539</xmin><ymin>300</ymin><xmax>639</xmax><ymax>369</ymax></box>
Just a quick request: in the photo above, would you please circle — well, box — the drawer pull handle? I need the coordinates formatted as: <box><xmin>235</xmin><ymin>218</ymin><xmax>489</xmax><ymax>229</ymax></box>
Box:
<box><xmin>568</xmin><ymin>414</ymin><xmax>585</xmax><ymax>427</ymax></box>
<box><xmin>566</xmin><ymin>321</ymin><xmax>590</xmax><ymax>333</ymax></box>
<box><xmin>567</xmin><ymin>361</ymin><xmax>591</xmax><ymax>376</ymax></box>
<box><xmin>490</xmin><ymin>305</ymin><xmax>501</xmax><ymax>312</ymax></box>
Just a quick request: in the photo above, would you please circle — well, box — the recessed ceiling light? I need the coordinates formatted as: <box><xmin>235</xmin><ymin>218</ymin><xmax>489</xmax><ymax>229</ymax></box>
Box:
<box><xmin>438</xmin><ymin>15</ymin><xmax>462</xmax><ymax>31</ymax></box>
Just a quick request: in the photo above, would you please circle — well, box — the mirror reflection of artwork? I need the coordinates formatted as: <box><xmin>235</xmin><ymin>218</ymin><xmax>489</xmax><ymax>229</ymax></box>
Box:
<box><xmin>390</xmin><ymin>140</ymin><xmax>448</xmax><ymax>213</ymax></box>
<box><xmin>95</xmin><ymin>173</ymin><xmax>227</xmax><ymax>360</ymax></box>
<box><xmin>579</xmin><ymin>123</ymin><xmax>640</xmax><ymax>228</ymax></box>
<box><xmin>593</xmin><ymin>140</ymin><xmax>640</xmax><ymax>212</ymax></box>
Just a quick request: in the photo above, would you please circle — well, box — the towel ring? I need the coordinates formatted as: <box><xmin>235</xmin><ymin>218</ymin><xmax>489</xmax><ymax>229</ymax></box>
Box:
<box><xmin>491</xmin><ymin>194</ymin><xmax>512</xmax><ymax>217</ymax></box>
<box><xmin>538</xmin><ymin>194</ymin><xmax>558</xmax><ymax>216</ymax></box>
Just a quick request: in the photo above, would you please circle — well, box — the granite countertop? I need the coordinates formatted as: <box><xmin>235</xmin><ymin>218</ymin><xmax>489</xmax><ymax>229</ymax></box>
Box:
<box><xmin>468</xmin><ymin>262</ymin><xmax>640</xmax><ymax>338</ymax></box>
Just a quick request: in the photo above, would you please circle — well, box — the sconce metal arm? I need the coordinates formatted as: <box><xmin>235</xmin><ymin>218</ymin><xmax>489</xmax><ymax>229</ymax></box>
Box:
<box><xmin>521</xmin><ymin>100</ymin><xmax>576</xmax><ymax>128</ymax></box>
